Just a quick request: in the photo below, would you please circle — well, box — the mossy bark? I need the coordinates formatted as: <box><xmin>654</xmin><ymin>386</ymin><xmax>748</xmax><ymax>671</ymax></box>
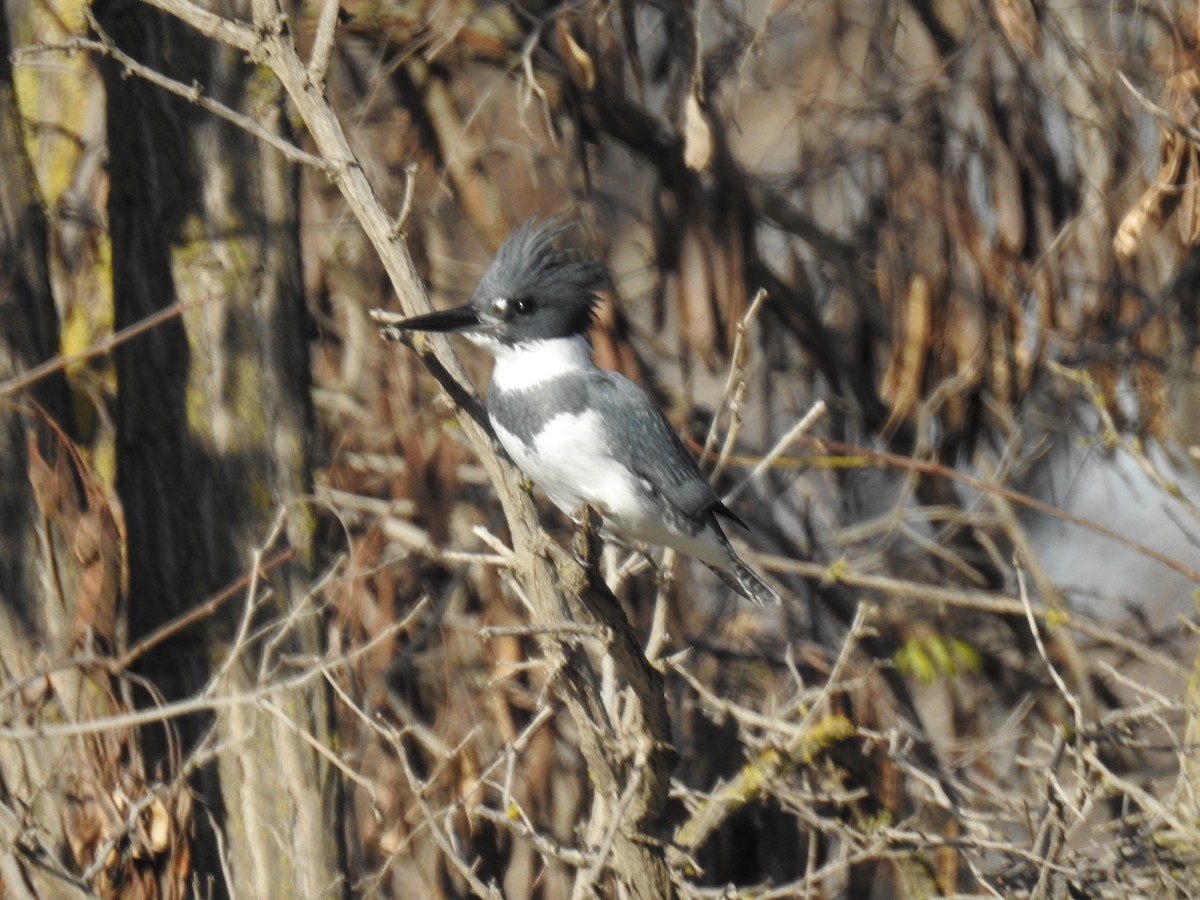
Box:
<box><xmin>92</xmin><ymin>0</ymin><xmax>345</xmax><ymax>895</ymax></box>
<box><xmin>0</xmin><ymin>10</ymin><xmax>98</xmax><ymax>897</ymax></box>
<box><xmin>0</xmin><ymin>0</ymin><xmax>71</xmax><ymax>631</ymax></box>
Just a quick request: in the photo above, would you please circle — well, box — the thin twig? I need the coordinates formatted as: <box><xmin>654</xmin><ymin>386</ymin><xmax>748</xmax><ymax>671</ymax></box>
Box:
<box><xmin>724</xmin><ymin>399</ymin><xmax>827</xmax><ymax>504</ymax></box>
<box><xmin>306</xmin><ymin>0</ymin><xmax>342</xmax><ymax>85</ymax></box>
<box><xmin>474</xmin><ymin>805</ymin><xmax>594</xmax><ymax>867</ymax></box>
<box><xmin>0</xmin><ymin>301</ymin><xmax>188</xmax><ymax>398</ymax></box>
<box><xmin>759</xmin><ymin>554</ymin><xmax>1188</xmax><ymax>679</ymax></box>
<box><xmin>791</xmin><ymin>434</ymin><xmax>1200</xmax><ymax>584</ymax></box>
<box><xmin>703</xmin><ymin>288</ymin><xmax>768</xmax><ymax>482</ymax></box>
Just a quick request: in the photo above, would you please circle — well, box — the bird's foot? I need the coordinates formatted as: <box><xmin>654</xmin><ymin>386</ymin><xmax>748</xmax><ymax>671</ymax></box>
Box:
<box><xmin>571</xmin><ymin>504</ymin><xmax>604</xmax><ymax>575</ymax></box>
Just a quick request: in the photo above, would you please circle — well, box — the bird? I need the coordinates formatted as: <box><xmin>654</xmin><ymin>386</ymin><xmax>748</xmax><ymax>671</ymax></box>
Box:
<box><xmin>371</xmin><ymin>219</ymin><xmax>781</xmax><ymax>606</ymax></box>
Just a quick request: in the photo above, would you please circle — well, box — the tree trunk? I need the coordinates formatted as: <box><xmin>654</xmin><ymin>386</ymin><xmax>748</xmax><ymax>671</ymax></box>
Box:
<box><xmin>93</xmin><ymin>0</ymin><xmax>346</xmax><ymax>894</ymax></box>
<box><xmin>0</xmin><ymin>10</ymin><xmax>108</xmax><ymax>897</ymax></box>
<box><xmin>0</xmin><ymin>0</ymin><xmax>71</xmax><ymax>633</ymax></box>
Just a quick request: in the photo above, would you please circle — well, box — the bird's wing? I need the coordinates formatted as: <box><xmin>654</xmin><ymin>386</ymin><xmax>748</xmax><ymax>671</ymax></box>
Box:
<box><xmin>590</xmin><ymin>371</ymin><xmax>728</xmax><ymax>522</ymax></box>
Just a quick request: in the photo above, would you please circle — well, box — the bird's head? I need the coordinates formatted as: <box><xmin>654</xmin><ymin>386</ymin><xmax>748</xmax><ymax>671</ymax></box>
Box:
<box><xmin>375</xmin><ymin>219</ymin><xmax>608</xmax><ymax>350</ymax></box>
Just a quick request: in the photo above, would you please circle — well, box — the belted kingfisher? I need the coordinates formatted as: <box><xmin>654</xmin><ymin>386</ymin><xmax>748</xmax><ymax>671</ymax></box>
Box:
<box><xmin>372</xmin><ymin>219</ymin><xmax>780</xmax><ymax>606</ymax></box>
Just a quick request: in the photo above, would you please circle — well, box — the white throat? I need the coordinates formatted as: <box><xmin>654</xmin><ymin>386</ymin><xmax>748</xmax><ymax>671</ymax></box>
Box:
<box><xmin>480</xmin><ymin>334</ymin><xmax>594</xmax><ymax>392</ymax></box>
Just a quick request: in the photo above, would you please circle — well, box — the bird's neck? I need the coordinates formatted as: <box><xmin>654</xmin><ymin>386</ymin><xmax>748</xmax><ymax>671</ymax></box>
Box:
<box><xmin>486</xmin><ymin>334</ymin><xmax>594</xmax><ymax>393</ymax></box>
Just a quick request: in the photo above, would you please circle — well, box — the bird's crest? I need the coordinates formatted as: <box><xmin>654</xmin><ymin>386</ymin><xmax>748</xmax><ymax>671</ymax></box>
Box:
<box><xmin>472</xmin><ymin>218</ymin><xmax>609</xmax><ymax>340</ymax></box>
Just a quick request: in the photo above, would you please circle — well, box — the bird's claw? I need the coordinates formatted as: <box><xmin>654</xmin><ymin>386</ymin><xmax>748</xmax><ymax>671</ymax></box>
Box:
<box><xmin>571</xmin><ymin>504</ymin><xmax>604</xmax><ymax>571</ymax></box>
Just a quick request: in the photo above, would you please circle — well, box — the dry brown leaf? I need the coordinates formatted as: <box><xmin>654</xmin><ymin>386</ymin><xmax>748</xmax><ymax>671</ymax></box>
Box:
<box><xmin>683</xmin><ymin>91</ymin><xmax>714</xmax><ymax>173</ymax></box>
<box><xmin>1179</xmin><ymin>142</ymin><xmax>1200</xmax><ymax>244</ymax></box>
<box><xmin>1115</xmin><ymin>130</ymin><xmax>1186</xmax><ymax>258</ymax></box>
<box><xmin>992</xmin><ymin>0</ymin><xmax>1041</xmax><ymax>57</ymax></box>
<box><xmin>677</xmin><ymin>226</ymin><xmax>719</xmax><ymax>367</ymax></box>
<box><xmin>989</xmin><ymin>316</ymin><xmax>1012</xmax><ymax>404</ymax></box>
<box><xmin>711</xmin><ymin>225</ymin><xmax>746</xmax><ymax>354</ymax></box>
<box><xmin>147</xmin><ymin>797</ymin><xmax>171</xmax><ymax>854</ymax></box>
<box><xmin>26</xmin><ymin>430</ymin><xmax>64</xmax><ymax>519</ymax></box>
<box><xmin>880</xmin><ymin>274</ymin><xmax>933</xmax><ymax>434</ymax></box>
<box><xmin>63</xmin><ymin>781</ymin><xmax>110</xmax><ymax>870</ymax></box>
<box><xmin>991</xmin><ymin>139</ymin><xmax>1026</xmax><ymax>255</ymax></box>
<box><xmin>556</xmin><ymin>19</ymin><xmax>596</xmax><ymax>91</ymax></box>
<box><xmin>1114</xmin><ymin>188</ymin><xmax>1159</xmax><ymax>259</ymax></box>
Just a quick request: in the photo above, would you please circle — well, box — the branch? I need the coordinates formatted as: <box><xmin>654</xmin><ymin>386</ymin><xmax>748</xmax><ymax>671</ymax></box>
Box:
<box><xmin>792</xmin><ymin>434</ymin><xmax>1200</xmax><ymax>585</ymax></box>
<box><xmin>668</xmin><ymin>604</ymin><xmax>872</xmax><ymax>868</ymax></box>
<box><xmin>128</xmin><ymin>0</ymin><xmax>677</xmax><ymax>893</ymax></box>
<box><xmin>0</xmin><ymin>301</ymin><xmax>186</xmax><ymax>398</ymax></box>
<box><xmin>762</xmin><ymin>555</ymin><xmax>1188</xmax><ymax>679</ymax></box>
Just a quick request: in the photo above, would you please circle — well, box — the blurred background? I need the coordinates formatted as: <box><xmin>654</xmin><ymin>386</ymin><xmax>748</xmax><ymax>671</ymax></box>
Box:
<box><xmin>3</xmin><ymin>0</ymin><xmax>1200</xmax><ymax>896</ymax></box>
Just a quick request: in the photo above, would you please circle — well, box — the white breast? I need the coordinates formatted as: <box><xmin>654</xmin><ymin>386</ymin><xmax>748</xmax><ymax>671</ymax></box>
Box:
<box><xmin>492</xmin><ymin>408</ymin><xmax>643</xmax><ymax>517</ymax></box>
<box><xmin>491</xmin><ymin>408</ymin><xmax>734</xmax><ymax>571</ymax></box>
<box><xmin>485</xmin><ymin>335</ymin><xmax>594</xmax><ymax>392</ymax></box>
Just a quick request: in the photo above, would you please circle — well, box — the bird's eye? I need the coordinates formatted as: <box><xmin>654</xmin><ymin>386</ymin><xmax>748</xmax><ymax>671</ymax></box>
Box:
<box><xmin>513</xmin><ymin>298</ymin><xmax>534</xmax><ymax>315</ymax></box>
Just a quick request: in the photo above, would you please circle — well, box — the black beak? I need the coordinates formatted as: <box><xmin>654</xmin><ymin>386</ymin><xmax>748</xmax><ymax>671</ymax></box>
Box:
<box><xmin>371</xmin><ymin>304</ymin><xmax>483</xmax><ymax>334</ymax></box>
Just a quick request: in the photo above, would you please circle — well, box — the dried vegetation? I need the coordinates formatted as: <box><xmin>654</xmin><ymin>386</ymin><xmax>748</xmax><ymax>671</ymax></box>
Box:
<box><xmin>5</xmin><ymin>0</ymin><xmax>1200</xmax><ymax>897</ymax></box>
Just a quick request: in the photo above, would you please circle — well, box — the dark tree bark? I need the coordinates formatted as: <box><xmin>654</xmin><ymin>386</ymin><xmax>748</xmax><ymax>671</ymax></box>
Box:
<box><xmin>0</xmin><ymin>0</ymin><xmax>71</xmax><ymax>630</ymax></box>
<box><xmin>92</xmin><ymin>0</ymin><xmax>346</xmax><ymax>894</ymax></box>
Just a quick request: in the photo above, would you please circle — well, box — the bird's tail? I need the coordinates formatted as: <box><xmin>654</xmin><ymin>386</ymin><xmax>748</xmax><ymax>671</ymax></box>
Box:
<box><xmin>706</xmin><ymin>554</ymin><xmax>781</xmax><ymax>606</ymax></box>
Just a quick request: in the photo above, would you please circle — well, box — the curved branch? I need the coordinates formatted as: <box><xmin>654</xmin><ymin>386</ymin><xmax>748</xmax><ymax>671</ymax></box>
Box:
<box><xmin>132</xmin><ymin>0</ymin><xmax>678</xmax><ymax>893</ymax></box>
